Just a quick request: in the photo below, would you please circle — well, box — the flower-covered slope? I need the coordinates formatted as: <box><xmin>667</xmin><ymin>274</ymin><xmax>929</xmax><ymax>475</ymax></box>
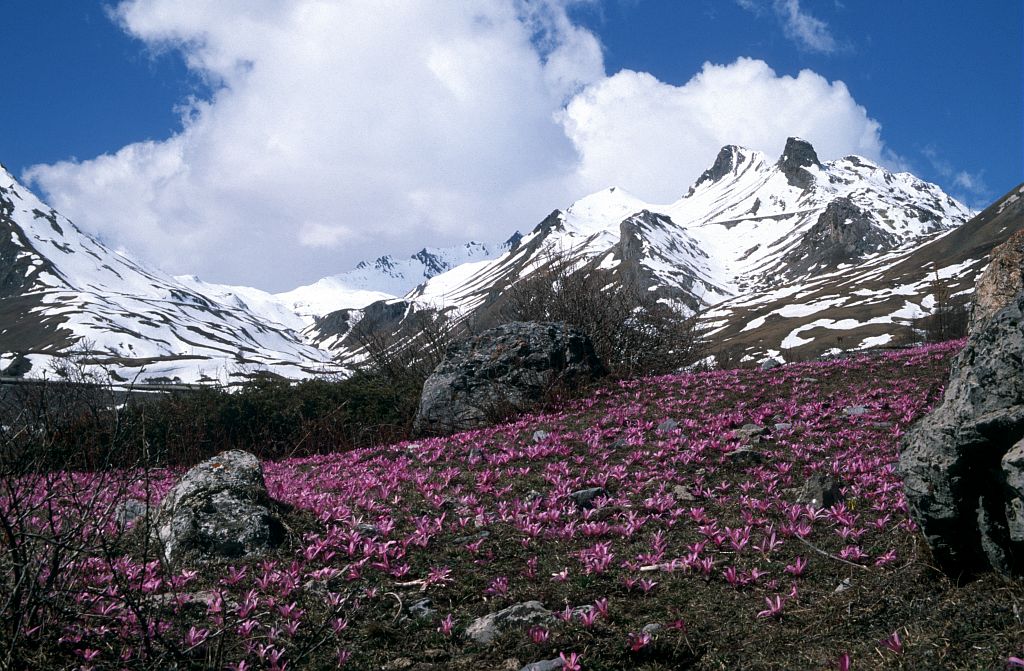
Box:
<box><xmin>17</xmin><ymin>341</ymin><xmax>1024</xmax><ymax>669</ymax></box>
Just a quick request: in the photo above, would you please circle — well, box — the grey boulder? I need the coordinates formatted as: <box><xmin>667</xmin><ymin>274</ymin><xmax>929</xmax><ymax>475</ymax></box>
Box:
<box><xmin>153</xmin><ymin>450</ymin><xmax>286</xmax><ymax>563</ymax></box>
<box><xmin>900</xmin><ymin>291</ymin><xmax>1024</xmax><ymax>576</ymax></box>
<box><xmin>414</xmin><ymin>321</ymin><xmax>607</xmax><ymax>434</ymax></box>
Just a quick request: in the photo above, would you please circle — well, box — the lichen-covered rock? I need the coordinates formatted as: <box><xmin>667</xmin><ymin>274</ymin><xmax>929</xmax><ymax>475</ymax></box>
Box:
<box><xmin>465</xmin><ymin>601</ymin><xmax>553</xmax><ymax>645</ymax></box>
<box><xmin>414</xmin><ymin>322</ymin><xmax>606</xmax><ymax>434</ymax></box>
<box><xmin>900</xmin><ymin>291</ymin><xmax>1024</xmax><ymax>576</ymax></box>
<box><xmin>153</xmin><ymin>450</ymin><xmax>285</xmax><ymax>563</ymax></box>
<box><xmin>971</xmin><ymin>228</ymin><xmax>1024</xmax><ymax>330</ymax></box>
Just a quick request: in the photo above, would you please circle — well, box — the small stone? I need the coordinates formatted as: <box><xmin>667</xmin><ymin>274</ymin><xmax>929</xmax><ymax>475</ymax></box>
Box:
<box><xmin>568</xmin><ymin>487</ymin><xmax>606</xmax><ymax>508</ymax></box>
<box><xmin>382</xmin><ymin>658</ymin><xmax>414</xmax><ymax>671</ymax></box>
<box><xmin>843</xmin><ymin>405</ymin><xmax>868</xmax><ymax>416</ymax></box>
<box><xmin>761</xmin><ymin>358</ymin><xmax>782</xmax><ymax>371</ymax></box>
<box><xmin>801</xmin><ymin>472</ymin><xmax>844</xmax><ymax>509</ymax></box>
<box><xmin>532</xmin><ymin>430</ymin><xmax>550</xmax><ymax>443</ymax></box>
<box><xmin>657</xmin><ymin>419</ymin><xmax>679</xmax><ymax>433</ymax></box>
<box><xmin>642</xmin><ymin>622</ymin><xmax>664</xmax><ymax>635</ymax></box>
<box><xmin>672</xmin><ymin>485</ymin><xmax>696</xmax><ymax>502</ymax></box>
<box><xmin>735</xmin><ymin>423</ymin><xmax>765</xmax><ymax>443</ymax></box>
<box><xmin>834</xmin><ymin>578</ymin><xmax>852</xmax><ymax>594</ymax></box>
<box><xmin>452</xmin><ymin>530</ymin><xmax>490</xmax><ymax>545</ymax></box>
<box><xmin>519</xmin><ymin>658</ymin><xmax>564</xmax><ymax>671</ymax></box>
<box><xmin>524</xmin><ymin>490</ymin><xmax>543</xmax><ymax>502</ymax></box>
<box><xmin>115</xmin><ymin>498</ymin><xmax>149</xmax><ymax>527</ymax></box>
<box><xmin>466</xmin><ymin>601</ymin><xmax>554</xmax><ymax>645</ymax></box>
<box><xmin>727</xmin><ymin>447</ymin><xmax>765</xmax><ymax>465</ymax></box>
<box><xmin>357</xmin><ymin>523</ymin><xmax>379</xmax><ymax>535</ymax></box>
<box><xmin>145</xmin><ymin>589</ymin><xmax>235</xmax><ymax>613</ymax></box>
<box><xmin>774</xmin><ymin>422</ymin><xmax>793</xmax><ymax>431</ymax></box>
<box><xmin>409</xmin><ymin>598</ymin><xmax>436</xmax><ymax>620</ymax></box>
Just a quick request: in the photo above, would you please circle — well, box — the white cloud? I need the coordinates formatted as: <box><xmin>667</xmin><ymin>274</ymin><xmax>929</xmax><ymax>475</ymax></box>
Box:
<box><xmin>27</xmin><ymin>2</ymin><xmax>891</xmax><ymax>291</ymax></box>
<box><xmin>559</xmin><ymin>58</ymin><xmax>884</xmax><ymax>199</ymax></box>
<box><xmin>774</xmin><ymin>0</ymin><xmax>838</xmax><ymax>53</ymax></box>
<box><xmin>27</xmin><ymin>0</ymin><xmax>604</xmax><ymax>290</ymax></box>
<box><xmin>737</xmin><ymin>0</ymin><xmax>840</xmax><ymax>54</ymax></box>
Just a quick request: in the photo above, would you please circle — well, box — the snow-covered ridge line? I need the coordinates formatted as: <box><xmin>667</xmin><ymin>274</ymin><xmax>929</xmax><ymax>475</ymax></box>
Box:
<box><xmin>0</xmin><ymin>138</ymin><xmax>986</xmax><ymax>381</ymax></box>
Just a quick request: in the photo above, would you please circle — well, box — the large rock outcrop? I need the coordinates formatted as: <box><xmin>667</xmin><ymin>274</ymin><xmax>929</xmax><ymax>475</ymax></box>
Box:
<box><xmin>782</xmin><ymin>196</ymin><xmax>898</xmax><ymax>277</ymax></box>
<box><xmin>971</xmin><ymin>228</ymin><xmax>1024</xmax><ymax>330</ymax></box>
<box><xmin>900</xmin><ymin>291</ymin><xmax>1024</xmax><ymax>575</ymax></box>
<box><xmin>414</xmin><ymin>321</ymin><xmax>606</xmax><ymax>434</ymax></box>
<box><xmin>153</xmin><ymin>450</ymin><xmax>286</xmax><ymax>563</ymax></box>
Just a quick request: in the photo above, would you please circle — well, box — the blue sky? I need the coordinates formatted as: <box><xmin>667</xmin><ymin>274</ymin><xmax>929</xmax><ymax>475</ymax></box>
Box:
<box><xmin>1</xmin><ymin>1</ymin><xmax>1020</xmax><ymax>289</ymax></box>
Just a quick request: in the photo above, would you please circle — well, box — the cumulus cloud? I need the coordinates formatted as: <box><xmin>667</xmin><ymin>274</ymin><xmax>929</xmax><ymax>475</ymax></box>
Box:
<box><xmin>559</xmin><ymin>58</ymin><xmax>884</xmax><ymax>199</ymax></box>
<box><xmin>27</xmin><ymin>1</ymin><xmax>891</xmax><ymax>291</ymax></box>
<box><xmin>27</xmin><ymin>0</ymin><xmax>604</xmax><ymax>290</ymax></box>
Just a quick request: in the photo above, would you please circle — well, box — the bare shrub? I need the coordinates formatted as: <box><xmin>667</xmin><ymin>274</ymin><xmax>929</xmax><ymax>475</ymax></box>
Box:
<box><xmin>912</xmin><ymin>274</ymin><xmax>969</xmax><ymax>343</ymax></box>
<box><xmin>353</xmin><ymin>310</ymin><xmax>460</xmax><ymax>393</ymax></box>
<box><xmin>498</xmin><ymin>251</ymin><xmax>705</xmax><ymax>376</ymax></box>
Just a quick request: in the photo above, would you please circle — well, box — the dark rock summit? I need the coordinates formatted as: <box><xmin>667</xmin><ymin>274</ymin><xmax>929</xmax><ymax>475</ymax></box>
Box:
<box><xmin>777</xmin><ymin>137</ymin><xmax>822</xmax><ymax>189</ymax></box>
<box><xmin>414</xmin><ymin>321</ymin><xmax>607</xmax><ymax>434</ymax></box>
<box><xmin>782</xmin><ymin>197</ymin><xmax>897</xmax><ymax>277</ymax></box>
<box><xmin>153</xmin><ymin>450</ymin><xmax>286</xmax><ymax>563</ymax></box>
<box><xmin>695</xmin><ymin>145</ymin><xmax>744</xmax><ymax>188</ymax></box>
<box><xmin>900</xmin><ymin>291</ymin><xmax>1024</xmax><ymax>576</ymax></box>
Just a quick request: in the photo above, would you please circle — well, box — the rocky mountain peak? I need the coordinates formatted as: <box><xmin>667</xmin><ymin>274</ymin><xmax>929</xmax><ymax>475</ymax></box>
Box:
<box><xmin>695</xmin><ymin>145</ymin><xmax>744</xmax><ymax>188</ymax></box>
<box><xmin>777</xmin><ymin>137</ymin><xmax>822</xmax><ymax>189</ymax></box>
<box><xmin>531</xmin><ymin>210</ymin><xmax>565</xmax><ymax>236</ymax></box>
<box><xmin>412</xmin><ymin>248</ymin><xmax>447</xmax><ymax>276</ymax></box>
<box><xmin>502</xmin><ymin>231</ymin><xmax>524</xmax><ymax>252</ymax></box>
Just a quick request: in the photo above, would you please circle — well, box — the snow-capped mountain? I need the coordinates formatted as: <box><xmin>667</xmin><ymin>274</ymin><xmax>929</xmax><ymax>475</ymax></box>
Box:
<box><xmin>173</xmin><ymin>238</ymin><xmax>522</xmax><ymax>332</ymax></box>
<box><xmin>703</xmin><ymin>181</ymin><xmax>1024</xmax><ymax>362</ymax></box>
<box><xmin>411</xmin><ymin>138</ymin><xmax>968</xmax><ymax>310</ymax></box>
<box><xmin>315</xmin><ymin>138</ymin><xmax>983</xmax><ymax>363</ymax></box>
<box><xmin>275</xmin><ymin>237</ymin><xmax>520</xmax><ymax>321</ymax></box>
<box><xmin>0</xmin><ymin>165</ymin><xmax>337</xmax><ymax>383</ymax></box>
<box><xmin>1</xmin><ymin>137</ymin><xmax>1016</xmax><ymax>380</ymax></box>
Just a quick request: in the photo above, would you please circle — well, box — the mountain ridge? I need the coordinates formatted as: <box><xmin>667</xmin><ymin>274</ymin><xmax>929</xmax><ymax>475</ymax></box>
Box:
<box><xmin>1</xmin><ymin>139</ymin><xmax>1016</xmax><ymax>381</ymax></box>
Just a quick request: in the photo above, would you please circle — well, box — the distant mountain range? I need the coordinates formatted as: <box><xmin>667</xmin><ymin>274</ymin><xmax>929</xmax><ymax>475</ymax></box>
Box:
<box><xmin>1</xmin><ymin>137</ymin><xmax>1019</xmax><ymax>383</ymax></box>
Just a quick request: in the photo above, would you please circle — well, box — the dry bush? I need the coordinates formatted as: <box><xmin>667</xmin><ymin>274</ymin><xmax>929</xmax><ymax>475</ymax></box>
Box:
<box><xmin>353</xmin><ymin>310</ymin><xmax>460</xmax><ymax>392</ymax></box>
<box><xmin>909</xmin><ymin>274</ymin><xmax>969</xmax><ymax>344</ymax></box>
<box><xmin>499</xmin><ymin>251</ymin><xmax>706</xmax><ymax>376</ymax></box>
